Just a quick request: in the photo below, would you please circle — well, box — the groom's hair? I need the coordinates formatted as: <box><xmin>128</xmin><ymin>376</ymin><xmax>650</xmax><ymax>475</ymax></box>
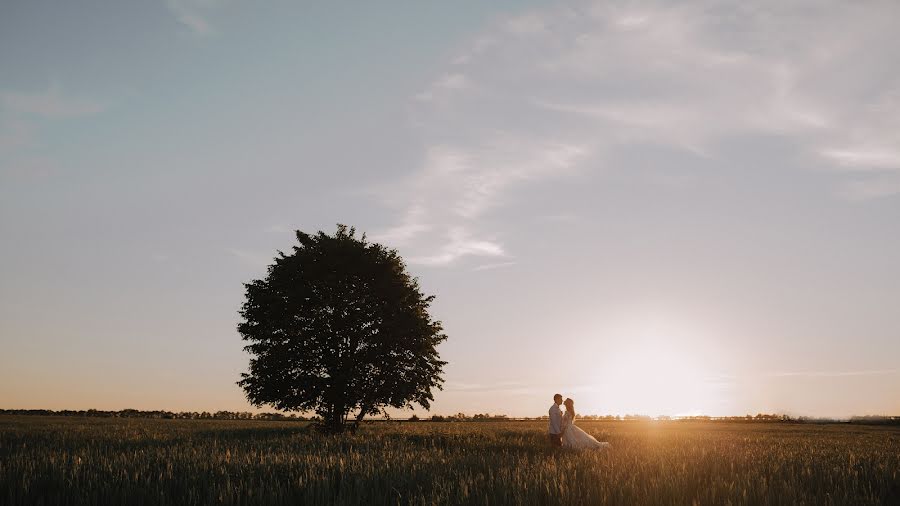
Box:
<box><xmin>553</xmin><ymin>393</ymin><xmax>562</xmax><ymax>402</ymax></box>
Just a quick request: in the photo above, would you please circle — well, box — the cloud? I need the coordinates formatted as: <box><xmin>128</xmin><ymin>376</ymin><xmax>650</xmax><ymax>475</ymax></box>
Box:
<box><xmin>408</xmin><ymin>227</ymin><xmax>505</xmax><ymax>266</ymax></box>
<box><xmin>374</xmin><ymin>0</ymin><xmax>900</xmax><ymax>264</ymax></box>
<box><xmin>369</xmin><ymin>203</ymin><xmax>432</xmax><ymax>246</ymax></box>
<box><xmin>534</xmin><ymin>213</ymin><xmax>581</xmax><ymax>224</ymax></box>
<box><xmin>451</xmin><ymin>37</ymin><xmax>496</xmax><ymax>65</ymax></box>
<box><xmin>415</xmin><ymin>73</ymin><xmax>472</xmax><ymax>102</ymax></box>
<box><xmin>821</xmin><ymin>148</ymin><xmax>900</xmax><ymax>172</ymax></box>
<box><xmin>504</xmin><ymin>12</ymin><xmax>548</xmax><ymax>36</ymax></box>
<box><xmin>442</xmin><ymin>380</ymin><xmax>534</xmax><ymax>396</ymax></box>
<box><xmin>473</xmin><ymin>261</ymin><xmax>516</xmax><ymax>272</ymax></box>
<box><xmin>372</xmin><ymin>138</ymin><xmax>588</xmax><ymax>265</ymax></box>
<box><xmin>769</xmin><ymin>369</ymin><xmax>898</xmax><ymax>378</ymax></box>
<box><xmin>1</xmin><ymin>86</ymin><xmax>104</xmax><ymax>180</ymax></box>
<box><xmin>165</xmin><ymin>0</ymin><xmax>224</xmax><ymax>35</ymax></box>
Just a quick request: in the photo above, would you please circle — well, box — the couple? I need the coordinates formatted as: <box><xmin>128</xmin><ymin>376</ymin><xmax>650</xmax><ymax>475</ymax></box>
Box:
<box><xmin>548</xmin><ymin>393</ymin><xmax>611</xmax><ymax>450</ymax></box>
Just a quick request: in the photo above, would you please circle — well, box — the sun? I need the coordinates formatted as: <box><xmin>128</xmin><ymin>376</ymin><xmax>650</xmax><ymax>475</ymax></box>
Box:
<box><xmin>578</xmin><ymin>319</ymin><xmax>729</xmax><ymax>417</ymax></box>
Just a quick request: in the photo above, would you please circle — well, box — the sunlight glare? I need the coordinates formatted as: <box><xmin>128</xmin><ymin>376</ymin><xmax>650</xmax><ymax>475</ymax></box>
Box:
<box><xmin>581</xmin><ymin>318</ymin><xmax>728</xmax><ymax>416</ymax></box>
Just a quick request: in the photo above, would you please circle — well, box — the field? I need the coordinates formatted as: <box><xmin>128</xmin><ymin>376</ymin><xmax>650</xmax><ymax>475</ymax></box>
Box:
<box><xmin>1</xmin><ymin>416</ymin><xmax>898</xmax><ymax>505</ymax></box>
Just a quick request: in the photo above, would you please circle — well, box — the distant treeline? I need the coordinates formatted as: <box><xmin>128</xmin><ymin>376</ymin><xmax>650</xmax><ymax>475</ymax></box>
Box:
<box><xmin>1</xmin><ymin>409</ymin><xmax>897</xmax><ymax>425</ymax></box>
<box><xmin>0</xmin><ymin>409</ymin><xmax>310</xmax><ymax>421</ymax></box>
<box><xmin>844</xmin><ymin>415</ymin><xmax>900</xmax><ymax>425</ymax></box>
<box><xmin>424</xmin><ymin>413</ymin><xmax>899</xmax><ymax>424</ymax></box>
<box><xmin>422</xmin><ymin>413</ymin><xmax>798</xmax><ymax>422</ymax></box>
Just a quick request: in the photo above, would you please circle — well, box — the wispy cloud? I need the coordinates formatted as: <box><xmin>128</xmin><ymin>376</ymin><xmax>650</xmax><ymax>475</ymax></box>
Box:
<box><xmin>769</xmin><ymin>369</ymin><xmax>898</xmax><ymax>378</ymax></box>
<box><xmin>408</xmin><ymin>227</ymin><xmax>505</xmax><ymax>266</ymax></box>
<box><xmin>450</xmin><ymin>37</ymin><xmax>496</xmax><ymax>66</ymax></box>
<box><xmin>373</xmin><ymin>0</ymin><xmax>900</xmax><ymax>263</ymax></box>
<box><xmin>821</xmin><ymin>149</ymin><xmax>900</xmax><ymax>172</ymax></box>
<box><xmin>372</xmin><ymin>138</ymin><xmax>588</xmax><ymax>265</ymax></box>
<box><xmin>443</xmin><ymin>380</ymin><xmax>534</xmax><ymax>396</ymax></box>
<box><xmin>369</xmin><ymin>203</ymin><xmax>431</xmax><ymax>246</ymax></box>
<box><xmin>165</xmin><ymin>0</ymin><xmax>224</xmax><ymax>35</ymax></box>
<box><xmin>504</xmin><ymin>12</ymin><xmax>548</xmax><ymax>36</ymax></box>
<box><xmin>473</xmin><ymin>261</ymin><xmax>516</xmax><ymax>272</ymax></box>
<box><xmin>415</xmin><ymin>73</ymin><xmax>472</xmax><ymax>102</ymax></box>
<box><xmin>1</xmin><ymin>86</ymin><xmax>105</xmax><ymax>180</ymax></box>
<box><xmin>534</xmin><ymin>213</ymin><xmax>581</xmax><ymax>224</ymax></box>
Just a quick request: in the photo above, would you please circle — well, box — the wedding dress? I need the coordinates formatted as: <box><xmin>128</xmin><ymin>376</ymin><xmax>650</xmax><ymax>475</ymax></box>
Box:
<box><xmin>561</xmin><ymin>412</ymin><xmax>610</xmax><ymax>450</ymax></box>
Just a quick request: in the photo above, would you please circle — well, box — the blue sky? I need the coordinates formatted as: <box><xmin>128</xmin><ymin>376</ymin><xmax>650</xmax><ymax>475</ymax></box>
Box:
<box><xmin>2</xmin><ymin>1</ymin><xmax>899</xmax><ymax>418</ymax></box>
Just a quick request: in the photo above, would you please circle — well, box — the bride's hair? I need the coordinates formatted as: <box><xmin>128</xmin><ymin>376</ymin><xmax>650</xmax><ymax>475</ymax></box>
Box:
<box><xmin>564</xmin><ymin>398</ymin><xmax>575</xmax><ymax>417</ymax></box>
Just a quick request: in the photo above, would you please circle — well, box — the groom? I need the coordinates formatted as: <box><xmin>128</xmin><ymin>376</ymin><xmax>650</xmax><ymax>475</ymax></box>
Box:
<box><xmin>548</xmin><ymin>393</ymin><xmax>563</xmax><ymax>447</ymax></box>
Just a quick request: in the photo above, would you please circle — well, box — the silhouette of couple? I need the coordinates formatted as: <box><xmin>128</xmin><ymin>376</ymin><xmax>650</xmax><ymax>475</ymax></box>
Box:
<box><xmin>548</xmin><ymin>393</ymin><xmax>610</xmax><ymax>450</ymax></box>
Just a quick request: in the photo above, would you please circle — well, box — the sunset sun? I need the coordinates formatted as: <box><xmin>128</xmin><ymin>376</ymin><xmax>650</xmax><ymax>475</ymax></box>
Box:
<box><xmin>576</xmin><ymin>319</ymin><xmax>731</xmax><ymax>417</ymax></box>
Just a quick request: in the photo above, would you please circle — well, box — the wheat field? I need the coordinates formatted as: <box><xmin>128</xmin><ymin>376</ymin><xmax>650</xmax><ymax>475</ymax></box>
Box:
<box><xmin>1</xmin><ymin>416</ymin><xmax>898</xmax><ymax>505</ymax></box>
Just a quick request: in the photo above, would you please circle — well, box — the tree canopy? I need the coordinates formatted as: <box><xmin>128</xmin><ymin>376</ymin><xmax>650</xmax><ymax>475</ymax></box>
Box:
<box><xmin>237</xmin><ymin>224</ymin><xmax>447</xmax><ymax>433</ymax></box>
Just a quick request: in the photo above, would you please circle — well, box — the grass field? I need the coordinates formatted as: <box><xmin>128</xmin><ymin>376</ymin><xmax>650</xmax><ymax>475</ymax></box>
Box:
<box><xmin>1</xmin><ymin>416</ymin><xmax>898</xmax><ymax>505</ymax></box>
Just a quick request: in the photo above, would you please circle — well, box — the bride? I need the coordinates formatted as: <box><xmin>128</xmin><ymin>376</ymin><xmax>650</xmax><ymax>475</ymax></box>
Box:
<box><xmin>561</xmin><ymin>398</ymin><xmax>610</xmax><ymax>450</ymax></box>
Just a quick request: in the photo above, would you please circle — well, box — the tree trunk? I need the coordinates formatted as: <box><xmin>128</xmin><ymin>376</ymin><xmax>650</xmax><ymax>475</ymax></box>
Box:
<box><xmin>350</xmin><ymin>405</ymin><xmax>368</xmax><ymax>434</ymax></box>
<box><xmin>323</xmin><ymin>403</ymin><xmax>345</xmax><ymax>434</ymax></box>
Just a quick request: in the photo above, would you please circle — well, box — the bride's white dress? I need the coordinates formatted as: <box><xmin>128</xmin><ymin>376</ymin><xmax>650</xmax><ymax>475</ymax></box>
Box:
<box><xmin>561</xmin><ymin>412</ymin><xmax>610</xmax><ymax>450</ymax></box>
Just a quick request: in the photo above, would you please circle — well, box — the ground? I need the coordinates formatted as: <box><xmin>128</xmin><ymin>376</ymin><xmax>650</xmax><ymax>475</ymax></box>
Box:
<box><xmin>1</xmin><ymin>416</ymin><xmax>898</xmax><ymax>505</ymax></box>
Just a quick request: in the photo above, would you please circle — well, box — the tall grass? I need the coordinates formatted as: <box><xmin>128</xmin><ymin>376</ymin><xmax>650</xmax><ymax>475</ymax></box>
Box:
<box><xmin>1</xmin><ymin>416</ymin><xmax>898</xmax><ymax>505</ymax></box>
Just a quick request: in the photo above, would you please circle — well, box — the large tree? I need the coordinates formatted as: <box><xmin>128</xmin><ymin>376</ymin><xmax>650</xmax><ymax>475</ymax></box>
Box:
<box><xmin>237</xmin><ymin>224</ymin><xmax>447</xmax><ymax>433</ymax></box>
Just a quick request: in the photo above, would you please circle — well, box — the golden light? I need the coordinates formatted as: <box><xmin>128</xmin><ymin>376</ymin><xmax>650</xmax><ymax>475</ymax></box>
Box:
<box><xmin>577</xmin><ymin>317</ymin><xmax>731</xmax><ymax>417</ymax></box>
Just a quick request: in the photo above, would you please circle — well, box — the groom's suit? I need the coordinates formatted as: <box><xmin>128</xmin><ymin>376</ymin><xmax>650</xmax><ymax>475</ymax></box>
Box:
<box><xmin>548</xmin><ymin>403</ymin><xmax>562</xmax><ymax>447</ymax></box>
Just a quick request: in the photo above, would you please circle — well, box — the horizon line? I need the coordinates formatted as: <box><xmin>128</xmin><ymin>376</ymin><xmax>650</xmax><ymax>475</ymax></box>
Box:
<box><xmin>2</xmin><ymin>408</ymin><xmax>898</xmax><ymax>421</ymax></box>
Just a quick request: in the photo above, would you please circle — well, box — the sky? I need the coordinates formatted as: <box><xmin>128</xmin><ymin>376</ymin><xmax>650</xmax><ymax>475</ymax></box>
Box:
<box><xmin>1</xmin><ymin>0</ymin><xmax>899</xmax><ymax>419</ymax></box>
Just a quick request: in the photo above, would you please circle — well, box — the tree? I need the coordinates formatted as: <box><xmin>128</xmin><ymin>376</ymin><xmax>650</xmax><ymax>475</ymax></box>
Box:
<box><xmin>237</xmin><ymin>224</ymin><xmax>447</xmax><ymax>433</ymax></box>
